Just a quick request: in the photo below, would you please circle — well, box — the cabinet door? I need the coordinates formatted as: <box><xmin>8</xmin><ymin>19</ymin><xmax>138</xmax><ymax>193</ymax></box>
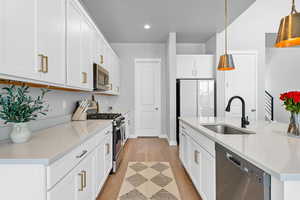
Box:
<box><xmin>190</xmin><ymin>139</ymin><xmax>201</xmax><ymax>189</ymax></box>
<box><xmin>200</xmin><ymin>148</ymin><xmax>215</xmax><ymax>200</ymax></box>
<box><xmin>37</xmin><ymin>0</ymin><xmax>66</xmax><ymax>85</ymax></box>
<box><xmin>181</xmin><ymin>131</ymin><xmax>190</xmax><ymax>172</ymax></box>
<box><xmin>66</xmin><ymin>0</ymin><xmax>82</xmax><ymax>88</ymax></box>
<box><xmin>47</xmin><ymin>167</ymin><xmax>77</xmax><ymax>200</ymax></box>
<box><xmin>104</xmin><ymin>132</ymin><xmax>113</xmax><ymax>174</ymax></box>
<box><xmin>176</xmin><ymin>55</ymin><xmax>196</xmax><ymax>78</ymax></box>
<box><xmin>0</xmin><ymin>0</ymin><xmax>40</xmax><ymax>80</ymax></box>
<box><xmin>76</xmin><ymin>152</ymin><xmax>95</xmax><ymax>200</ymax></box>
<box><xmin>179</xmin><ymin>131</ymin><xmax>185</xmax><ymax>163</ymax></box>
<box><xmin>80</xmin><ymin>17</ymin><xmax>93</xmax><ymax>89</ymax></box>
<box><xmin>95</xmin><ymin>141</ymin><xmax>106</xmax><ymax>195</ymax></box>
<box><xmin>194</xmin><ymin>55</ymin><xmax>214</xmax><ymax>78</ymax></box>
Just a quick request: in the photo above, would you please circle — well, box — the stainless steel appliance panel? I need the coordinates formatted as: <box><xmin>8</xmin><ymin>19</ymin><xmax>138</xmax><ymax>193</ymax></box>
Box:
<box><xmin>93</xmin><ymin>63</ymin><xmax>110</xmax><ymax>91</ymax></box>
<box><xmin>180</xmin><ymin>80</ymin><xmax>198</xmax><ymax>118</ymax></box>
<box><xmin>216</xmin><ymin>144</ymin><xmax>271</xmax><ymax>200</ymax></box>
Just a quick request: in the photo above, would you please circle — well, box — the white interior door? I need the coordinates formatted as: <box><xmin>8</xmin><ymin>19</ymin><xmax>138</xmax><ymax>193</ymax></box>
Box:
<box><xmin>225</xmin><ymin>52</ymin><xmax>257</xmax><ymax>121</ymax></box>
<box><xmin>135</xmin><ymin>59</ymin><xmax>161</xmax><ymax>137</ymax></box>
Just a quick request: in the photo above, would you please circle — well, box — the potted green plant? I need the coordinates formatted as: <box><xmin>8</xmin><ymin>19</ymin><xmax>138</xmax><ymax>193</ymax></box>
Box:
<box><xmin>0</xmin><ymin>85</ymin><xmax>49</xmax><ymax>143</ymax></box>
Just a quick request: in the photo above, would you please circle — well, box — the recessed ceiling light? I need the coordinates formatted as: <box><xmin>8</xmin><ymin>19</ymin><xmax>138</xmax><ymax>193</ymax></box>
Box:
<box><xmin>144</xmin><ymin>24</ymin><xmax>151</xmax><ymax>29</ymax></box>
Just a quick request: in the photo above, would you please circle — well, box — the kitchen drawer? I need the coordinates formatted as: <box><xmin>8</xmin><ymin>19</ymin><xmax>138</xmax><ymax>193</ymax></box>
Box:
<box><xmin>180</xmin><ymin>122</ymin><xmax>215</xmax><ymax>157</ymax></box>
<box><xmin>47</xmin><ymin>131</ymin><xmax>102</xmax><ymax>190</ymax></box>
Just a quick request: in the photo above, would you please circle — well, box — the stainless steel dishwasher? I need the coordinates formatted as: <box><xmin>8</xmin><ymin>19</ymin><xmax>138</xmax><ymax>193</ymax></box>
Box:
<box><xmin>216</xmin><ymin>144</ymin><xmax>271</xmax><ymax>200</ymax></box>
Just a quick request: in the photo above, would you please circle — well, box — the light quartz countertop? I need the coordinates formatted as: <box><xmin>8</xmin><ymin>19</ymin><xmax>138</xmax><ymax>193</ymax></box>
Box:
<box><xmin>0</xmin><ymin>120</ymin><xmax>112</xmax><ymax>165</ymax></box>
<box><xmin>179</xmin><ymin>117</ymin><xmax>300</xmax><ymax>181</ymax></box>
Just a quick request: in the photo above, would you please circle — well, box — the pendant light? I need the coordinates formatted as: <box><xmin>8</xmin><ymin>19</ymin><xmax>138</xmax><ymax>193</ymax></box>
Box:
<box><xmin>275</xmin><ymin>0</ymin><xmax>300</xmax><ymax>48</ymax></box>
<box><xmin>218</xmin><ymin>0</ymin><xmax>235</xmax><ymax>71</ymax></box>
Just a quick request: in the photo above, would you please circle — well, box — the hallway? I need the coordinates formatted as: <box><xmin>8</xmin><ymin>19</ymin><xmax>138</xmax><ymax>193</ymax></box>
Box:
<box><xmin>97</xmin><ymin>138</ymin><xmax>202</xmax><ymax>200</ymax></box>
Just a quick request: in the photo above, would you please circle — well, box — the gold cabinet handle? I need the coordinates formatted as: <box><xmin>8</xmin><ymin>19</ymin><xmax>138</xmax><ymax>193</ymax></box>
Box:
<box><xmin>194</xmin><ymin>150</ymin><xmax>199</xmax><ymax>164</ymax></box>
<box><xmin>38</xmin><ymin>54</ymin><xmax>48</xmax><ymax>73</ymax></box>
<box><xmin>106</xmin><ymin>143</ymin><xmax>110</xmax><ymax>155</ymax></box>
<box><xmin>44</xmin><ymin>56</ymin><xmax>48</xmax><ymax>73</ymax></box>
<box><xmin>78</xmin><ymin>171</ymin><xmax>84</xmax><ymax>191</ymax></box>
<box><xmin>82</xmin><ymin>170</ymin><xmax>87</xmax><ymax>188</ymax></box>
<box><xmin>81</xmin><ymin>72</ymin><xmax>87</xmax><ymax>84</ymax></box>
<box><xmin>38</xmin><ymin>54</ymin><xmax>44</xmax><ymax>72</ymax></box>
<box><xmin>100</xmin><ymin>55</ymin><xmax>104</xmax><ymax>64</ymax></box>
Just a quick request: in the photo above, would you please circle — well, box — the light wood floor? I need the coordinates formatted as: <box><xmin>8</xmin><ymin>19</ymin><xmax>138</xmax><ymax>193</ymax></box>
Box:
<box><xmin>96</xmin><ymin>138</ymin><xmax>202</xmax><ymax>200</ymax></box>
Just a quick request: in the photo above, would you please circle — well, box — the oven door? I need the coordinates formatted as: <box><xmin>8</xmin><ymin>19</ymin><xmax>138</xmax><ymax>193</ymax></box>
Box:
<box><xmin>114</xmin><ymin>126</ymin><xmax>123</xmax><ymax>159</ymax></box>
<box><xmin>120</xmin><ymin>121</ymin><xmax>126</xmax><ymax>145</ymax></box>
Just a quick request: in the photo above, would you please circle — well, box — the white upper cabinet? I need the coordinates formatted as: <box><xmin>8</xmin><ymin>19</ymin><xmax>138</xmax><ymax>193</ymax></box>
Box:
<box><xmin>0</xmin><ymin>0</ymin><xmax>66</xmax><ymax>84</ymax></box>
<box><xmin>0</xmin><ymin>0</ymin><xmax>119</xmax><ymax>92</ymax></box>
<box><xmin>66</xmin><ymin>0</ymin><xmax>93</xmax><ymax>90</ymax></box>
<box><xmin>177</xmin><ymin>55</ymin><xmax>214</xmax><ymax>79</ymax></box>
<box><xmin>80</xmin><ymin>17</ymin><xmax>93</xmax><ymax>89</ymax></box>
<box><xmin>66</xmin><ymin>0</ymin><xmax>82</xmax><ymax>88</ymax></box>
<box><xmin>37</xmin><ymin>0</ymin><xmax>66</xmax><ymax>85</ymax></box>
<box><xmin>0</xmin><ymin>0</ymin><xmax>40</xmax><ymax>81</ymax></box>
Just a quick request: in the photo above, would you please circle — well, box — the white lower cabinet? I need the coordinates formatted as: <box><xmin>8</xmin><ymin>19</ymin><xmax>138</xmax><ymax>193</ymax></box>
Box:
<box><xmin>179</xmin><ymin>122</ymin><xmax>216</xmax><ymax>200</ymax></box>
<box><xmin>47</xmin><ymin>126</ymin><xmax>113</xmax><ymax>200</ymax></box>
<box><xmin>48</xmin><ymin>151</ymin><xmax>95</xmax><ymax>200</ymax></box>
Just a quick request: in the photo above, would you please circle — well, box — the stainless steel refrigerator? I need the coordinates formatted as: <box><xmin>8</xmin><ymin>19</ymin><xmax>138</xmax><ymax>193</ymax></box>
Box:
<box><xmin>176</xmin><ymin>79</ymin><xmax>216</xmax><ymax>143</ymax></box>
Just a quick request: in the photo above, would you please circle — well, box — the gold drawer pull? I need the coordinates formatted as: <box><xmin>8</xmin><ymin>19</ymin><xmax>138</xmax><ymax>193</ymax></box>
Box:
<box><xmin>76</xmin><ymin>150</ymin><xmax>88</xmax><ymax>159</ymax></box>
<box><xmin>100</xmin><ymin>55</ymin><xmax>104</xmax><ymax>64</ymax></box>
<box><xmin>82</xmin><ymin>170</ymin><xmax>87</xmax><ymax>188</ymax></box>
<box><xmin>81</xmin><ymin>72</ymin><xmax>87</xmax><ymax>83</ymax></box>
<box><xmin>106</xmin><ymin>143</ymin><xmax>110</xmax><ymax>155</ymax></box>
<box><xmin>194</xmin><ymin>150</ymin><xmax>199</xmax><ymax>164</ymax></box>
<box><xmin>78</xmin><ymin>172</ymin><xmax>84</xmax><ymax>191</ymax></box>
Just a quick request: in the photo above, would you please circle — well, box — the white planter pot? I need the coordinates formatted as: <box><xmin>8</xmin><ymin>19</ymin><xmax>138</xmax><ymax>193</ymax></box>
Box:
<box><xmin>10</xmin><ymin>123</ymin><xmax>32</xmax><ymax>143</ymax></box>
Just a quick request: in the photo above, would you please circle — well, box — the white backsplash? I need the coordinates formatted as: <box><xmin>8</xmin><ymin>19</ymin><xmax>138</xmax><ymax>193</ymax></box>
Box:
<box><xmin>0</xmin><ymin>85</ymin><xmax>119</xmax><ymax>141</ymax></box>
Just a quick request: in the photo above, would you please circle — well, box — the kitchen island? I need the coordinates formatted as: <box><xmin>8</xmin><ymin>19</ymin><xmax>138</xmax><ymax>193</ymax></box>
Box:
<box><xmin>179</xmin><ymin>117</ymin><xmax>300</xmax><ymax>200</ymax></box>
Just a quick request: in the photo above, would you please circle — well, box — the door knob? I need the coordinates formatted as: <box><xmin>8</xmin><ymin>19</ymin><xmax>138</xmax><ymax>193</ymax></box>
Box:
<box><xmin>251</xmin><ymin>109</ymin><xmax>256</xmax><ymax>112</ymax></box>
<box><xmin>155</xmin><ymin>107</ymin><xmax>159</xmax><ymax>110</ymax></box>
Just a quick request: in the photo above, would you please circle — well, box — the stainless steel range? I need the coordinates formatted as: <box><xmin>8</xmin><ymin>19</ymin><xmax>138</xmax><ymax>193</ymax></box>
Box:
<box><xmin>87</xmin><ymin>113</ymin><xmax>126</xmax><ymax>173</ymax></box>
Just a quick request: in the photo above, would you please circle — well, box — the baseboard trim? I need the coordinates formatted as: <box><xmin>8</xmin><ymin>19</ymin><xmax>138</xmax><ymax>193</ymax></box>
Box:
<box><xmin>159</xmin><ymin>134</ymin><xmax>167</xmax><ymax>139</ymax></box>
<box><xmin>168</xmin><ymin>140</ymin><xmax>177</xmax><ymax>146</ymax></box>
<box><xmin>128</xmin><ymin>134</ymin><xmax>137</xmax><ymax>139</ymax></box>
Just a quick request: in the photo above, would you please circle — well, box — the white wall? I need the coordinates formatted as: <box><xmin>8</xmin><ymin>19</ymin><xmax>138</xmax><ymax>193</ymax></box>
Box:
<box><xmin>166</xmin><ymin>33</ymin><xmax>177</xmax><ymax>145</ymax></box>
<box><xmin>265</xmin><ymin>48</ymin><xmax>300</xmax><ymax>123</ymax></box>
<box><xmin>0</xmin><ymin>87</ymin><xmax>115</xmax><ymax>140</ymax></box>
<box><xmin>176</xmin><ymin>43</ymin><xmax>205</xmax><ymax>54</ymax></box>
<box><xmin>215</xmin><ymin>0</ymin><xmax>295</xmax><ymax>120</ymax></box>
<box><xmin>110</xmin><ymin>43</ymin><xmax>167</xmax><ymax>137</ymax></box>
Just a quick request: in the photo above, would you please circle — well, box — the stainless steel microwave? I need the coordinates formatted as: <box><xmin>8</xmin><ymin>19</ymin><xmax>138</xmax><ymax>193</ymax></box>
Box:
<box><xmin>93</xmin><ymin>63</ymin><xmax>110</xmax><ymax>91</ymax></box>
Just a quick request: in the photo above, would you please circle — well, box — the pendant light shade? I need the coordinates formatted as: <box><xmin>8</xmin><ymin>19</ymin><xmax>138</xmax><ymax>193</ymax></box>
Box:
<box><xmin>275</xmin><ymin>0</ymin><xmax>300</xmax><ymax>48</ymax></box>
<box><xmin>218</xmin><ymin>0</ymin><xmax>235</xmax><ymax>71</ymax></box>
<box><xmin>218</xmin><ymin>54</ymin><xmax>235</xmax><ymax>71</ymax></box>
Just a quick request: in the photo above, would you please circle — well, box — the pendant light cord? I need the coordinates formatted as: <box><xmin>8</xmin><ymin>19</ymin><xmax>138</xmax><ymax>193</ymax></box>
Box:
<box><xmin>292</xmin><ymin>0</ymin><xmax>298</xmax><ymax>14</ymax></box>
<box><xmin>225</xmin><ymin>0</ymin><xmax>228</xmax><ymax>54</ymax></box>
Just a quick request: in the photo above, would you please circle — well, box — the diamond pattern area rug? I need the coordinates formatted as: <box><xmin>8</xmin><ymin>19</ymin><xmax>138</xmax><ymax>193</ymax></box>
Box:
<box><xmin>118</xmin><ymin>162</ymin><xmax>181</xmax><ymax>200</ymax></box>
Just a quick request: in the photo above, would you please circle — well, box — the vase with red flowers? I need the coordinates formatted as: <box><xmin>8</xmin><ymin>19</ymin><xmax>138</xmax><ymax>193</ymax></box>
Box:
<box><xmin>280</xmin><ymin>91</ymin><xmax>300</xmax><ymax>136</ymax></box>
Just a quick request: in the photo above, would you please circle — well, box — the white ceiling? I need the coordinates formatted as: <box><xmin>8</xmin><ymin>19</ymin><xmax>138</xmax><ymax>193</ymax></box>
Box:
<box><xmin>81</xmin><ymin>0</ymin><xmax>255</xmax><ymax>43</ymax></box>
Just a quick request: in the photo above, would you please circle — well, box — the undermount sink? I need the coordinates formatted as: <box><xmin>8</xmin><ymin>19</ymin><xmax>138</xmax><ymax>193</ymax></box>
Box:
<box><xmin>202</xmin><ymin>124</ymin><xmax>255</xmax><ymax>135</ymax></box>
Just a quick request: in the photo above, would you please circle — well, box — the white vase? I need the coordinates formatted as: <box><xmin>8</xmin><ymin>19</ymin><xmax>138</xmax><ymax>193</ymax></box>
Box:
<box><xmin>10</xmin><ymin>123</ymin><xmax>32</xmax><ymax>143</ymax></box>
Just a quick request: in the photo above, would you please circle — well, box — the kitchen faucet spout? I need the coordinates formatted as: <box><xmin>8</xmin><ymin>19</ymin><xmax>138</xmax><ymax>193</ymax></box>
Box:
<box><xmin>225</xmin><ymin>96</ymin><xmax>250</xmax><ymax>128</ymax></box>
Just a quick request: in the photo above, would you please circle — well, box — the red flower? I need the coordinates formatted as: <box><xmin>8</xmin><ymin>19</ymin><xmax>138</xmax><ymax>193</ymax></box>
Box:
<box><xmin>280</xmin><ymin>91</ymin><xmax>300</xmax><ymax>103</ymax></box>
<box><xmin>280</xmin><ymin>92</ymin><xmax>288</xmax><ymax>101</ymax></box>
